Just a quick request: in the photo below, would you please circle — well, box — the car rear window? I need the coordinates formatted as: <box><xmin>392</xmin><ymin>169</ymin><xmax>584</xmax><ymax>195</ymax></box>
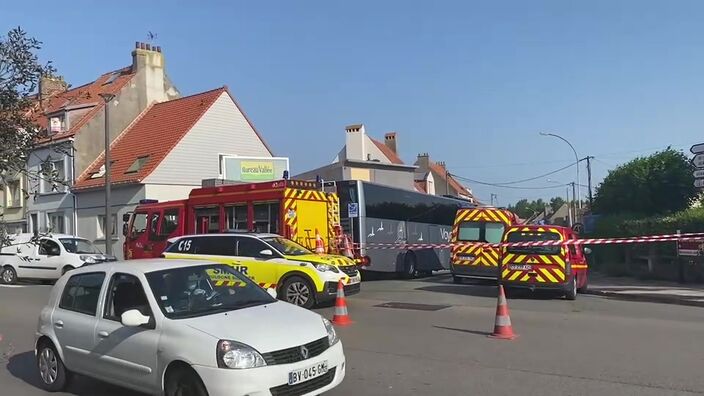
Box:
<box><xmin>506</xmin><ymin>231</ymin><xmax>562</xmax><ymax>255</ymax></box>
<box><xmin>458</xmin><ymin>221</ymin><xmax>505</xmax><ymax>244</ymax></box>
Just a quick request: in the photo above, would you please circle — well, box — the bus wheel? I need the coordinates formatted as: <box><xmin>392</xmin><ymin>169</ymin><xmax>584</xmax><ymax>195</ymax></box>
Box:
<box><xmin>281</xmin><ymin>276</ymin><xmax>316</xmax><ymax>309</ymax></box>
<box><xmin>565</xmin><ymin>276</ymin><xmax>577</xmax><ymax>300</ymax></box>
<box><xmin>402</xmin><ymin>254</ymin><xmax>417</xmax><ymax>280</ymax></box>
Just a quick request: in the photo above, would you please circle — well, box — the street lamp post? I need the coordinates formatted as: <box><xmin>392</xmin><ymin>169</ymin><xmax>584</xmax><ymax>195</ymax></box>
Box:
<box><xmin>539</xmin><ymin>132</ymin><xmax>581</xmax><ymax>213</ymax></box>
<box><xmin>99</xmin><ymin>93</ymin><xmax>116</xmax><ymax>256</ymax></box>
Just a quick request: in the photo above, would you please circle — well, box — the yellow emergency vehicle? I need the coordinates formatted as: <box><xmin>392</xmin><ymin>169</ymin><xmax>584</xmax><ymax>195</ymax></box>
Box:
<box><xmin>162</xmin><ymin>233</ymin><xmax>361</xmax><ymax>308</ymax></box>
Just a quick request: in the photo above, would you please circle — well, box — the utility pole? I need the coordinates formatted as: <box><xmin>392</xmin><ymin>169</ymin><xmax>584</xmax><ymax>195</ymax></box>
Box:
<box><xmin>566</xmin><ymin>184</ymin><xmax>573</xmax><ymax>227</ymax></box>
<box><xmin>586</xmin><ymin>156</ymin><xmax>594</xmax><ymax>208</ymax></box>
<box><xmin>445</xmin><ymin>170</ymin><xmax>450</xmax><ymax>196</ymax></box>
<box><xmin>570</xmin><ymin>181</ymin><xmax>577</xmax><ymax>224</ymax></box>
<box><xmin>99</xmin><ymin>93</ymin><xmax>116</xmax><ymax>256</ymax></box>
<box><xmin>490</xmin><ymin>193</ymin><xmax>497</xmax><ymax>206</ymax></box>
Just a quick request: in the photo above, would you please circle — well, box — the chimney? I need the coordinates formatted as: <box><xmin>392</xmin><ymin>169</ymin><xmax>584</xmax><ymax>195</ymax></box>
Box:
<box><xmin>39</xmin><ymin>75</ymin><xmax>67</xmax><ymax>98</ymax></box>
<box><xmin>437</xmin><ymin>161</ymin><xmax>446</xmax><ymax>170</ymax></box>
<box><xmin>384</xmin><ymin>132</ymin><xmax>397</xmax><ymax>154</ymax></box>
<box><xmin>416</xmin><ymin>153</ymin><xmax>430</xmax><ymax>169</ymax></box>
<box><xmin>345</xmin><ymin>124</ymin><xmax>366</xmax><ymax>161</ymax></box>
<box><xmin>132</xmin><ymin>41</ymin><xmax>169</xmax><ymax>108</ymax></box>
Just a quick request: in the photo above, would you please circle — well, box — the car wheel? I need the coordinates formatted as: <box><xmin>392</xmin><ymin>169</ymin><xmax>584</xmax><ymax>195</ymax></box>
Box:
<box><xmin>61</xmin><ymin>266</ymin><xmax>75</xmax><ymax>276</ymax></box>
<box><xmin>452</xmin><ymin>275</ymin><xmax>462</xmax><ymax>284</ymax></box>
<box><xmin>565</xmin><ymin>276</ymin><xmax>577</xmax><ymax>300</ymax></box>
<box><xmin>36</xmin><ymin>341</ymin><xmax>70</xmax><ymax>392</ymax></box>
<box><xmin>402</xmin><ymin>254</ymin><xmax>417</xmax><ymax>280</ymax></box>
<box><xmin>165</xmin><ymin>366</ymin><xmax>208</xmax><ymax>396</ymax></box>
<box><xmin>281</xmin><ymin>276</ymin><xmax>316</xmax><ymax>309</ymax></box>
<box><xmin>1</xmin><ymin>266</ymin><xmax>17</xmax><ymax>285</ymax></box>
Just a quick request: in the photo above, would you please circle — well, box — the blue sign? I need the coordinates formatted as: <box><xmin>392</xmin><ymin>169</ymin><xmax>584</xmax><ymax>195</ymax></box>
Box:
<box><xmin>348</xmin><ymin>203</ymin><xmax>359</xmax><ymax>218</ymax></box>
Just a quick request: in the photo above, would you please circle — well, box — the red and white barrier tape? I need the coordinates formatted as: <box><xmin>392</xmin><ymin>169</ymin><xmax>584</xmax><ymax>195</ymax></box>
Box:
<box><xmin>348</xmin><ymin>234</ymin><xmax>704</xmax><ymax>250</ymax></box>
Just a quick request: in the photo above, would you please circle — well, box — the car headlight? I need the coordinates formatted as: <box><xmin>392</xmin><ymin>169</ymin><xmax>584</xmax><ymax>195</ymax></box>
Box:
<box><xmin>80</xmin><ymin>255</ymin><xmax>97</xmax><ymax>264</ymax></box>
<box><xmin>322</xmin><ymin>317</ymin><xmax>339</xmax><ymax>346</ymax></box>
<box><xmin>313</xmin><ymin>263</ymin><xmax>339</xmax><ymax>273</ymax></box>
<box><xmin>216</xmin><ymin>340</ymin><xmax>267</xmax><ymax>369</ymax></box>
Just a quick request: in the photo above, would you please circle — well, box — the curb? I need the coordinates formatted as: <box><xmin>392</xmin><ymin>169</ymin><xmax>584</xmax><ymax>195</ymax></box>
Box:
<box><xmin>584</xmin><ymin>289</ymin><xmax>704</xmax><ymax>308</ymax></box>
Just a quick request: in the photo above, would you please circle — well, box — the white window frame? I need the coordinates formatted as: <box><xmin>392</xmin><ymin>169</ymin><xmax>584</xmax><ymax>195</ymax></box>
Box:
<box><xmin>47</xmin><ymin>212</ymin><xmax>66</xmax><ymax>234</ymax></box>
<box><xmin>41</xmin><ymin>158</ymin><xmax>67</xmax><ymax>194</ymax></box>
<box><xmin>5</xmin><ymin>179</ymin><xmax>22</xmax><ymax>208</ymax></box>
<box><xmin>96</xmin><ymin>214</ymin><xmax>117</xmax><ymax>240</ymax></box>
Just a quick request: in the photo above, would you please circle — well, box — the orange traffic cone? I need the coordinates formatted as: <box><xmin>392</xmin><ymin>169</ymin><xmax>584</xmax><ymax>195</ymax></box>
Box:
<box><xmin>315</xmin><ymin>229</ymin><xmax>325</xmax><ymax>254</ymax></box>
<box><xmin>488</xmin><ymin>285</ymin><xmax>517</xmax><ymax>340</ymax></box>
<box><xmin>331</xmin><ymin>280</ymin><xmax>352</xmax><ymax>326</ymax></box>
<box><xmin>342</xmin><ymin>235</ymin><xmax>354</xmax><ymax>259</ymax></box>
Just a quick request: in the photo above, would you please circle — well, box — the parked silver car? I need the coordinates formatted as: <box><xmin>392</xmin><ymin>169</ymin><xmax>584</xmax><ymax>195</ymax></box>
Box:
<box><xmin>35</xmin><ymin>259</ymin><xmax>346</xmax><ymax>396</ymax></box>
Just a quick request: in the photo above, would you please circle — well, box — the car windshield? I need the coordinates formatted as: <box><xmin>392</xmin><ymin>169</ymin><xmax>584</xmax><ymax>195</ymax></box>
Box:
<box><xmin>145</xmin><ymin>264</ymin><xmax>276</xmax><ymax>319</ymax></box>
<box><xmin>506</xmin><ymin>231</ymin><xmax>562</xmax><ymax>255</ymax></box>
<box><xmin>262</xmin><ymin>237</ymin><xmax>312</xmax><ymax>256</ymax></box>
<box><xmin>59</xmin><ymin>238</ymin><xmax>101</xmax><ymax>254</ymax></box>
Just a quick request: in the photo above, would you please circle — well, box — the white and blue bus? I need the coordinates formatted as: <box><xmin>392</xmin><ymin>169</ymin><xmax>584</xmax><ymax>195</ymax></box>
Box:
<box><xmin>334</xmin><ymin>180</ymin><xmax>473</xmax><ymax>278</ymax></box>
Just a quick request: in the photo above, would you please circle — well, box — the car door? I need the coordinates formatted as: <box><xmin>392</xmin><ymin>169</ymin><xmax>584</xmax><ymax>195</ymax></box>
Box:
<box><xmin>234</xmin><ymin>236</ymin><xmax>278</xmax><ymax>287</ymax></box>
<box><xmin>51</xmin><ymin>272</ymin><xmax>106</xmax><ymax>375</ymax></box>
<box><xmin>92</xmin><ymin>272</ymin><xmax>159</xmax><ymax>393</ymax></box>
<box><xmin>37</xmin><ymin>238</ymin><xmax>66</xmax><ymax>278</ymax></box>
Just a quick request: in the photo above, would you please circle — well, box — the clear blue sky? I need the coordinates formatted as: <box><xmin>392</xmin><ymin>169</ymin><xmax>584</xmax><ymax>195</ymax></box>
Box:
<box><xmin>5</xmin><ymin>0</ymin><xmax>703</xmax><ymax>205</ymax></box>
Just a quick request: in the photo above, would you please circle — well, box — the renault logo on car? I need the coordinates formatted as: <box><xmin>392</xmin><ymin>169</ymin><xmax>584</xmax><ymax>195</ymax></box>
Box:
<box><xmin>300</xmin><ymin>345</ymin><xmax>309</xmax><ymax>359</ymax></box>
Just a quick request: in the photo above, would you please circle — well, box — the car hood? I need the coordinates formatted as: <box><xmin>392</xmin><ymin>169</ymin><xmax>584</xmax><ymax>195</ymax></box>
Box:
<box><xmin>180</xmin><ymin>301</ymin><xmax>328</xmax><ymax>353</ymax></box>
<box><xmin>286</xmin><ymin>253</ymin><xmax>356</xmax><ymax>267</ymax></box>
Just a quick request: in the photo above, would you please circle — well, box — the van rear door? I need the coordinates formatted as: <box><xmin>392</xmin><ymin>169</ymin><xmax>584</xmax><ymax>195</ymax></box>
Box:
<box><xmin>501</xmin><ymin>228</ymin><xmax>567</xmax><ymax>285</ymax></box>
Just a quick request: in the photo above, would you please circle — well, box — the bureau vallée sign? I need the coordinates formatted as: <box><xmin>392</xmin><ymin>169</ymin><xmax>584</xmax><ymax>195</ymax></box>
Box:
<box><xmin>241</xmin><ymin>161</ymin><xmax>275</xmax><ymax>181</ymax></box>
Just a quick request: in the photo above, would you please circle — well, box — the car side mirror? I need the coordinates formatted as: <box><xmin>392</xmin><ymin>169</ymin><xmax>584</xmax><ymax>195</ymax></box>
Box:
<box><xmin>583</xmin><ymin>247</ymin><xmax>592</xmax><ymax>255</ymax></box>
<box><xmin>259</xmin><ymin>249</ymin><xmax>274</xmax><ymax>257</ymax></box>
<box><xmin>267</xmin><ymin>288</ymin><xmax>277</xmax><ymax>299</ymax></box>
<box><xmin>121</xmin><ymin>309</ymin><xmax>151</xmax><ymax>327</ymax></box>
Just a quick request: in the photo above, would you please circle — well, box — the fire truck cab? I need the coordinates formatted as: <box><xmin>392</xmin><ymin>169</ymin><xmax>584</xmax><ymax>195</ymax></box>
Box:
<box><xmin>123</xmin><ymin>179</ymin><xmax>341</xmax><ymax>260</ymax></box>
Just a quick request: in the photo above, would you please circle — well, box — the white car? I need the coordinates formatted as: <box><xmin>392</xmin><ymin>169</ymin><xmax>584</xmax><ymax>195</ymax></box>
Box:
<box><xmin>35</xmin><ymin>259</ymin><xmax>346</xmax><ymax>396</ymax></box>
<box><xmin>0</xmin><ymin>233</ymin><xmax>115</xmax><ymax>284</ymax></box>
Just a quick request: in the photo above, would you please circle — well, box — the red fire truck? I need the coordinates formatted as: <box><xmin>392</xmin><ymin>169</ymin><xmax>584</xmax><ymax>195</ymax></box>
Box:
<box><xmin>122</xmin><ymin>180</ymin><xmax>341</xmax><ymax>260</ymax></box>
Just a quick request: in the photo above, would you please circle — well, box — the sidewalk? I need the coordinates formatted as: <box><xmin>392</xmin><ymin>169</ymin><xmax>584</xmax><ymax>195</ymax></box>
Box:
<box><xmin>586</xmin><ymin>272</ymin><xmax>704</xmax><ymax>307</ymax></box>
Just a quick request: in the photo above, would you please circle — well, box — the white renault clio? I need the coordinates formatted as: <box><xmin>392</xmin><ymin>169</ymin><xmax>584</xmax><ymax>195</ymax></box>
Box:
<box><xmin>35</xmin><ymin>259</ymin><xmax>345</xmax><ymax>396</ymax></box>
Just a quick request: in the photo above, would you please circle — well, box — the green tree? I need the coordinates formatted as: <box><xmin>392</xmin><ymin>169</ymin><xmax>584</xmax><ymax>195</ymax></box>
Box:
<box><xmin>593</xmin><ymin>148</ymin><xmax>697</xmax><ymax>216</ymax></box>
<box><xmin>0</xmin><ymin>27</ymin><xmax>56</xmax><ymax>244</ymax></box>
<box><xmin>550</xmin><ymin>196</ymin><xmax>566</xmax><ymax>213</ymax></box>
<box><xmin>509</xmin><ymin>198</ymin><xmax>548</xmax><ymax>218</ymax></box>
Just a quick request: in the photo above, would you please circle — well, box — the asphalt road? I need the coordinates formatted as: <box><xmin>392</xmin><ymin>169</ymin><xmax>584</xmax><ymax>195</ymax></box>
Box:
<box><xmin>2</xmin><ymin>275</ymin><xmax>704</xmax><ymax>396</ymax></box>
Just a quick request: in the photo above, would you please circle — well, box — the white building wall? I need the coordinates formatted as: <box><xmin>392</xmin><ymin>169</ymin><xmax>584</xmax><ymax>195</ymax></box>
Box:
<box><xmin>143</xmin><ymin>184</ymin><xmax>196</xmax><ymax>202</ymax></box>
<box><xmin>144</xmin><ymin>92</ymin><xmax>272</xmax><ymax>186</ymax></box>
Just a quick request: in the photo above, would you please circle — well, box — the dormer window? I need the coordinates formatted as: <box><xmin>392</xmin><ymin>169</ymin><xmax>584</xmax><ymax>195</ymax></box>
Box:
<box><xmin>48</xmin><ymin>115</ymin><xmax>66</xmax><ymax>135</ymax></box>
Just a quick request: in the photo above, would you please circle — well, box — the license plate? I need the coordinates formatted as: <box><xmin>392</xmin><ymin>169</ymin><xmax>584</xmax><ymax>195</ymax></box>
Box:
<box><xmin>458</xmin><ymin>255</ymin><xmax>475</xmax><ymax>261</ymax></box>
<box><xmin>348</xmin><ymin>275</ymin><xmax>361</xmax><ymax>284</ymax></box>
<box><xmin>288</xmin><ymin>361</ymin><xmax>329</xmax><ymax>385</ymax></box>
<box><xmin>508</xmin><ymin>264</ymin><xmax>532</xmax><ymax>271</ymax></box>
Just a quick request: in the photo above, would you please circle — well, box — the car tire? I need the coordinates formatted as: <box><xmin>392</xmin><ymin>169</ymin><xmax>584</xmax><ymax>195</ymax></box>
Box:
<box><xmin>281</xmin><ymin>276</ymin><xmax>316</xmax><ymax>309</ymax></box>
<box><xmin>452</xmin><ymin>275</ymin><xmax>463</xmax><ymax>284</ymax></box>
<box><xmin>1</xmin><ymin>266</ymin><xmax>17</xmax><ymax>285</ymax></box>
<box><xmin>402</xmin><ymin>253</ymin><xmax>417</xmax><ymax>280</ymax></box>
<box><xmin>565</xmin><ymin>276</ymin><xmax>577</xmax><ymax>300</ymax></box>
<box><xmin>165</xmin><ymin>366</ymin><xmax>208</xmax><ymax>396</ymax></box>
<box><xmin>61</xmin><ymin>266</ymin><xmax>75</xmax><ymax>276</ymax></box>
<box><xmin>36</xmin><ymin>341</ymin><xmax>71</xmax><ymax>392</ymax></box>
<box><xmin>577</xmin><ymin>273</ymin><xmax>589</xmax><ymax>293</ymax></box>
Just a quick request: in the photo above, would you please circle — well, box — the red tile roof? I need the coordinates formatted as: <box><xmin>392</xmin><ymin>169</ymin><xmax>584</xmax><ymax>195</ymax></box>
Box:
<box><xmin>370</xmin><ymin>137</ymin><xmax>404</xmax><ymax>165</ymax></box>
<box><xmin>414</xmin><ymin>181</ymin><xmax>427</xmax><ymax>193</ymax></box>
<box><xmin>74</xmin><ymin>87</ymin><xmax>226</xmax><ymax>190</ymax></box>
<box><xmin>33</xmin><ymin>67</ymin><xmax>136</xmax><ymax>142</ymax></box>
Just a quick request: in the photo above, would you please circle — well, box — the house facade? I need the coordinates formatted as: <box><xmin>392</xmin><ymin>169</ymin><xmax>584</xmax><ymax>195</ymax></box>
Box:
<box><xmin>414</xmin><ymin>153</ymin><xmax>475</xmax><ymax>203</ymax></box>
<box><xmin>73</xmin><ymin>87</ymin><xmax>274</xmax><ymax>258</ymax></box>
<box><xmin>24</xmin><ymin>42</ymin><xmax>180</xmax><ymax>235</ymax></box>
<box><xmin>296</xmin><ymin>124</ymin><xmax>417</xmax><ymax>190</ymax></box>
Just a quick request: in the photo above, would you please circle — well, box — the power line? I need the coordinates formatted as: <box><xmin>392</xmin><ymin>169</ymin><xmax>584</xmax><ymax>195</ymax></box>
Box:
<box><xmin>450</xmin><ymin>158</ymin><xmax>585</xmax><ymax>187</ymax></box>
<box><xmin>451</xmin><ymin>174</ymin><xmax>570</xmax><ymax>190</ymax></box>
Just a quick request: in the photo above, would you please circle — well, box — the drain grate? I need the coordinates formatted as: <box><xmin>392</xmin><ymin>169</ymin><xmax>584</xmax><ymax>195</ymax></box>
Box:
<box><xmin>374</xmin><ymin>302</ymin><xmax>451</xmax><ymax>311</ymax></box>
